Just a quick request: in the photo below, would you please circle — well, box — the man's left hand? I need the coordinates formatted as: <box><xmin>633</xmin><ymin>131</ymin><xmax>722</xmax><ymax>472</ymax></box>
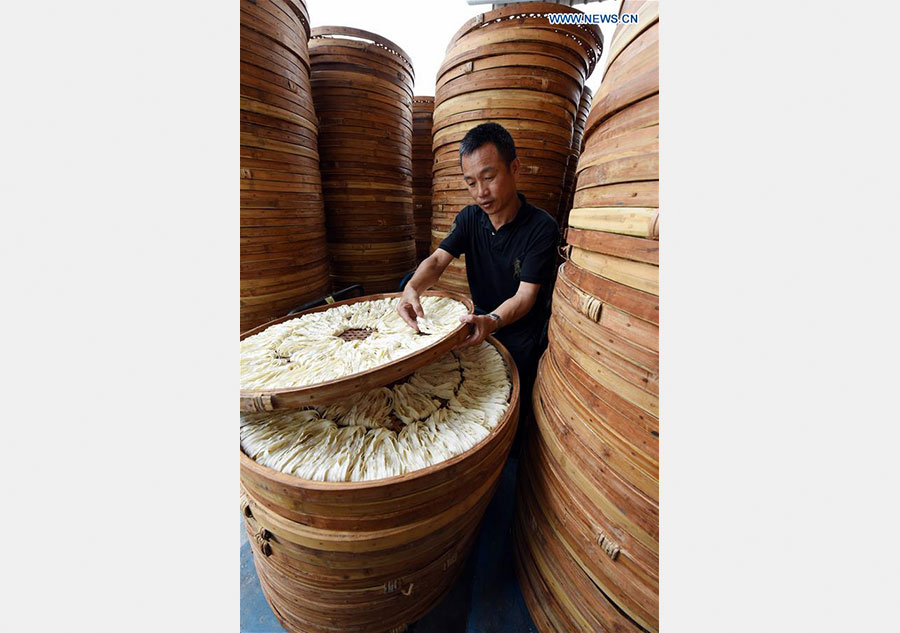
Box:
<box><xmin>455</xmin><ymin>314</ymin><xmax>498</xmax><ymax>350</ymax></box>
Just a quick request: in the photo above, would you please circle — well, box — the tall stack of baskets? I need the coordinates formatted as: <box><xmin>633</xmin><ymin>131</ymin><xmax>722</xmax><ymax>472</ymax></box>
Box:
<box><xmin>430</xmin><ymin>2</ymin><xmax>604</xmax><ymax>298</ymax></box>
<box><xmin>309</xmin><ymin>27</ymin><xmax>417</xmax><ymax>294</ymax></box>
<box><xmin>412</xmin><ymin>96</ymin><xmax>435</xmax><ymax>263</ymax></box>
<box><xmin>514</xmin><ymin>2</ymin><xmax>660</xmax><ymax>632</ymax></box>
<box><xmin>557</xmin><ymin>86</ymin><xmax>593</xmax><ymax>229</ymax></box>
<box><xmin>240</xmin><ymin>298</ymin><xmax>522</xmax><ymax>633</ymax></box>
<box><xmin>240</xmin><ymin>0</ymin><xmax>330</xmax><ymax>333</ymax></box>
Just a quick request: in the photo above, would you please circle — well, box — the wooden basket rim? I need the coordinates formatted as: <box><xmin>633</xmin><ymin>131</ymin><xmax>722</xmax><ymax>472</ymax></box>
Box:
<box><xmin>310</xmin><ymin>26</ymin><xmax>414</xmax><ymax>79</ymax></box>
<box><xmin>239</xmin><ymin>335</ymin><xmax>520</xmax><ymax>491</ymax></box>
<box><xmin>445</xmin><ymin>2</ymin><xmax>604</xmax><ymax>73</ymax></box>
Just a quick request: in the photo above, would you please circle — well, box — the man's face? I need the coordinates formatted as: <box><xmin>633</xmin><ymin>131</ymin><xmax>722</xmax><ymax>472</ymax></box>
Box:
<box><xmin>461</xmin><ymin>143</ymin><xmax>520</xmax><ymax>217</ymax></box>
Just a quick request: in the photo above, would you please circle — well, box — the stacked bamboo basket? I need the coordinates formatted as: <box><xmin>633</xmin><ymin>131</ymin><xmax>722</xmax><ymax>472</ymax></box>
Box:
<box><xmin>240</xmin><ymin>0</ymin><xmax>330</xmax><ymax>333</ymax></box>
<box><xmin>514</xmin><ymin>2</ymin><xmax>660</xmax><ymax>631</ymax></box>
<box><xmin>240</xmin><ymin>293</ymin><xmax>521</xmax><ymax>633</ymax></box>
<box><xmin>412</xmin><ymin>96</ymin><xmax>435</xmax><ymax>263</ymax></box>
<box><xmin>557</xmin><ymin>86</ymin><xmax>593</xmax><ymax>229</ymax></box>
<box><xmin>430</xmin><ymin>2</ymin><xmax>604</xmax><ymax>298</ymax></box>
<box><xmin>309</xmin><ymin>27</ymin><xmax>417</xmax><ymax>294</ymax></box>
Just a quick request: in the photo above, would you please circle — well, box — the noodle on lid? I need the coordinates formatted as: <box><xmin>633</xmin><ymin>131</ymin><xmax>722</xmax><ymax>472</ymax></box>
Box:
<box><xmin>241</xmin><ymin>342</ymin><xmax>511</xmax><ymax>482</ymax></box>
<box><xmin>240</xmin><ymin>296</ymin><xmax>468</xmax><ymax>391</ymax></box>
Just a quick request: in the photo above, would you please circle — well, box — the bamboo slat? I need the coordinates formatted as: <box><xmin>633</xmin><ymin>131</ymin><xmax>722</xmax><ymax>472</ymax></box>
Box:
<box><xmin>568</xmin><ymin>206</ymin><xmax>659</xmax><ymax>238</ymax></box>
<box><xmin>558</xmin><ymin>86</ymin><xmax>593</xmax><ymax>228</ymax></box>
<box><xmin>412</xmin><ymin>96</ymin><xmax>435</xmax><ymax>262</ymax></box>
<box><xmin>569</xmin><ymin>247</ymin><xmax>659</xmax><ymax>296</ymax></box>
<box><xmin>310</xmin><ymin>27</ymin><xmax>417</xmax><ymax>294</ymax></box>
<box><xmin>240</xmin><ymin>0</ymin><xmax>330</xmax><ymax>334</ymax></box>
<box><xmin>241</xmin><ymin>336</ymin><xmax>520</xmax><ymax>633</ymax></box>
<box><xmin>515</xmin><ymin>2</ymin><xmax>659</xmax><ymax>631</ymax></box>
<box><xmin>430</xmin><ymin>2</ymin><xmax>603</xmax><ymax>298</ymax></box>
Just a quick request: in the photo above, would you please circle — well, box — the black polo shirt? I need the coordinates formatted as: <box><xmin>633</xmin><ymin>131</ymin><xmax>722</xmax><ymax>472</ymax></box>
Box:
<box><xmin>438</xmin><ymin>193</ymin><xmax>559</xmax><ymax>341</ymax></box>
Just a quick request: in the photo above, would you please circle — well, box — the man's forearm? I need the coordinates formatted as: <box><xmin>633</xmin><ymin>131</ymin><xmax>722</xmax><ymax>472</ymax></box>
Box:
<box><xmin>407</xmin><ymin>256</ymin><xmax>443</xmax><ymax>293</ymax></box>
<box><xmin>491</xmin><ymin>291</ymin><xmax>535</xmax><ymax>330</ymax></box>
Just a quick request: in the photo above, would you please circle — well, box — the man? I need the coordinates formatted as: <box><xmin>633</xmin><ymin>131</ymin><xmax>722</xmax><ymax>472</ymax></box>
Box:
<box><xmin>397</xmin><ymin>122</ymin><xmax>559</xmax><ymax>434</ymax></box>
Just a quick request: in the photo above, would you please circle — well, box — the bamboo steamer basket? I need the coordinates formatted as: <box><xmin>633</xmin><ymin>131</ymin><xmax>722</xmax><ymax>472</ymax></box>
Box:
<box><xmin>412</xmin><ymin>97</ymin><xmax>435</xmax><ymax>262</ymax></box>
<box><xmin>240</xmin><ymin>335</ymin><xmax>520</xmax><ymax>633</ymax></box>
<box><xmin>240</xmin><ymin>290</ymin><xmax>474</xmax><ymax>411</ymax></box>
<box><xmin>309</xmin><ymin>27</ymin><xmax>417</xmax><ymax>293</ymax></box>
<box><xmin>240</xmin><ymin>0</ymin><xmax>331</xmax><ymax>333</ymax></box>
<box><xmin>557</xmin><ymin>86</ymin><xmax>593</xmax><ymax>229</ymax></box>
<box><xmin>515</xmin><ymin>2</ymin><xmax>660</xmax><ymax>631</ymax></box>
<box><xmin>430</xmin><ymin>2</ymin><xmax>603</xmax><ymax>297</ymax></box>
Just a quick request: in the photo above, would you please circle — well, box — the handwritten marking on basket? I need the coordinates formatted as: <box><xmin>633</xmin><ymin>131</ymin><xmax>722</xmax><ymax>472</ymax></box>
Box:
<box><xmin>442</xmin><ymin>551</ymin><xmax>458</xmax><ymax>571</ymax></box>
<box><xmin>596</xmin><ymin>529</ymin><xmax>621</xmax><ymax>560</ymax></box>
<box><xmin>384</xmin><ymin>579</ymin><xmax>413</xmax><ymax>596</ymax></box>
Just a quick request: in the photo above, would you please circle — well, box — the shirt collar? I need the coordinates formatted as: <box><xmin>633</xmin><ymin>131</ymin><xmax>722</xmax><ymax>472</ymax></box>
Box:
<box><xmin>478</xmin><ymin>193</ymin><xmax>532</xmax><ymax>231</ymax></box>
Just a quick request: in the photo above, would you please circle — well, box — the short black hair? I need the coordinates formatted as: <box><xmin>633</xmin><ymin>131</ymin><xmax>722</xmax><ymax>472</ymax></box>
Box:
<box><xmin>459</xmin><ymin>122</ymin><xmax>517</xmax><ymax>167</ymax></box>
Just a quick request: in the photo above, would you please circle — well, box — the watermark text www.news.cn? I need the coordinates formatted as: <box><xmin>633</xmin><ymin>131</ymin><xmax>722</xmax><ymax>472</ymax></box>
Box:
<box><xmin>547</xmin><ymin>13</ymin><xmax>639</xmax><ymax>25</ymax></box>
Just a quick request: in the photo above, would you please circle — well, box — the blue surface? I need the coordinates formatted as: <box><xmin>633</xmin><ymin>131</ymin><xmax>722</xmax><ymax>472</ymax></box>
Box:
<box><xmin>240</xmin><ymin>457</ymin><xmax>537</xmax><ymax>633</ymax></box>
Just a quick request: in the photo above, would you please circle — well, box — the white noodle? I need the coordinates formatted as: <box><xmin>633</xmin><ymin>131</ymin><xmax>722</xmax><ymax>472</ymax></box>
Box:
<box><xmin>240</xmin><ymin>342</ymin><xmax>511</xmax><ymax>482</ymax></box>
<box><xmin>241</xmin><ymin>296</ymin><xmax>467</xmax><ymax>391</ymax></box>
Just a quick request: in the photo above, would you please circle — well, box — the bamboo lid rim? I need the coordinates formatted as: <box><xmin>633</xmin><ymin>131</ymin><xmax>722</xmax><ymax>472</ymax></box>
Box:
<box><xmin>240</xmin><ymin>290</ymin><xmax>474</xmax><ymax>409</ymax></box>
<box><xmin>310</xmin><ymin>26</ymin><xmax>414</xmax><ymax>79</ymax></box>
<box><xmin>239</xmin><ymin>334</ymin><xmax>520</xmax><ymax>491</ymax></box>
<box><xmin>445</xmin><ymin>2</ymin><xmax>604</xmax><ymax>74</ymax></box>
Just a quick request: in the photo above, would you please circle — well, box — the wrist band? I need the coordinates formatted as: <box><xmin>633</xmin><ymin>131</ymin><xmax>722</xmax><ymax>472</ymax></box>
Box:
<box><xmin>488</xmin><ymin>312</ymin><xmax>503</xmax><ymax>330</ymax></box>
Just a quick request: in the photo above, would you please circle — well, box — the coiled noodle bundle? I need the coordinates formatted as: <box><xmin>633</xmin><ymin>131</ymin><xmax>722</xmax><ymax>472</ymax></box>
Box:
<box><xmin>241</xmin><ymin>296</ymin><xmax>468</xmax><ymax>390</ymax></box>
<box><xmin>241</xmin><ymin>342</ymin><xmax>511</xmax><ymax>482</ymax></box>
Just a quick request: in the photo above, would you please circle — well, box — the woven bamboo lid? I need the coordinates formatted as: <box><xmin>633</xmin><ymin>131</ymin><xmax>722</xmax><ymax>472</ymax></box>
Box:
<box><xmin>240</xmin><ymin>290</ymin><xmax>474</xmax><ymax>410</ymax></box>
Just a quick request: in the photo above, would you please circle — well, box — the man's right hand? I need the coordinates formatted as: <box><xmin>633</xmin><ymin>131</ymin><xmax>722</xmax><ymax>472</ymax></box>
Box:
<box><xmin>398</xmin><ymin>285</ymin><xmax>425</xmax><ymax>332</ymax></box>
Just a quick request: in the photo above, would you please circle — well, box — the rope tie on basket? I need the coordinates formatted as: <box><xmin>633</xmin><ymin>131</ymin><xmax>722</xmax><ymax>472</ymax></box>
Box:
<box><xmin>255</xmin><ymin>527</ymin><xmax>272</xmax><ymax>556</ymax></box>
<box><xmin>577</xmin><ymin>290</ymin><xmax>602</xmax><ymax>322</ymax></box>
<box><xmin>245</xmin><ymin>393</ymin><xmax>274</xmax><ymax>413</ymax></box>
<box><xmin>596</xmin><ymin>529</ymin><xmax>621</xmax><ymax>561</ymax></box>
